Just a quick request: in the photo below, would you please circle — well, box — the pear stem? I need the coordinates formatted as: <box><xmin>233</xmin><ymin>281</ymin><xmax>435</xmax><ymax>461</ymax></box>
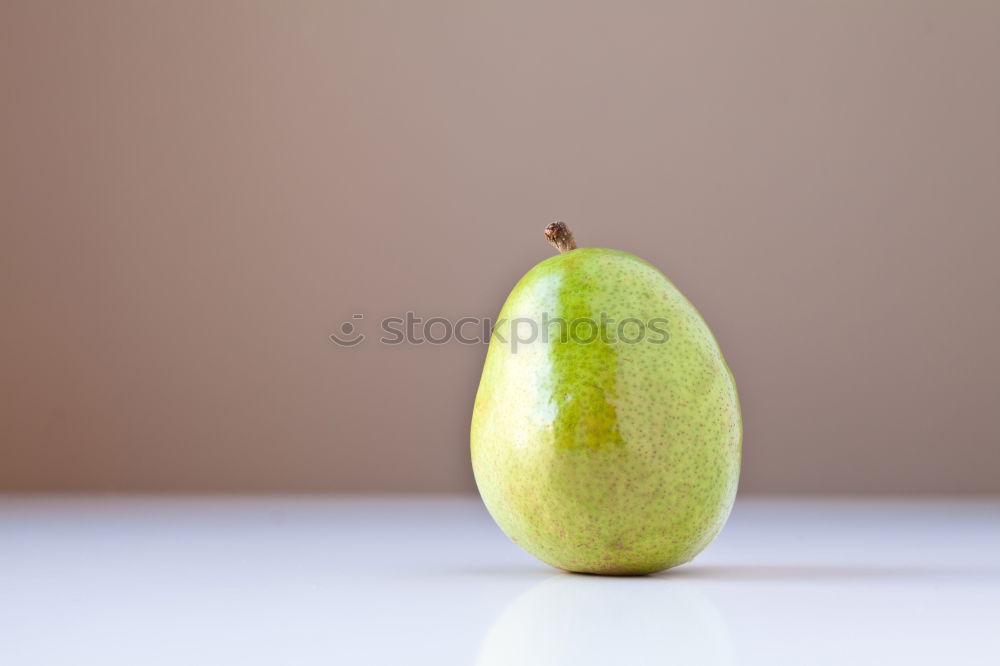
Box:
<box><xmin>544</xmin><ymin>221</ymin><xmax>577</xmax><ymax>253</ymax></box>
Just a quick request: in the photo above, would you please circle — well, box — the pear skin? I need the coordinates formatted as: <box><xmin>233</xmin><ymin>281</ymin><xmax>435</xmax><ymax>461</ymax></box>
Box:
<box><xmin>471</xmin><ymin>223</ymin><xmax>741</xmax><ymax>575</ymax></box>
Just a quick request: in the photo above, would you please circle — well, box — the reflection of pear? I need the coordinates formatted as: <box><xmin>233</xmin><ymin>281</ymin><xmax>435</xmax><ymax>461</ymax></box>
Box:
<box><xmin>476</xmin><ymin>574</ymin><xmax>732</xmax><ymax>666</ymax></box>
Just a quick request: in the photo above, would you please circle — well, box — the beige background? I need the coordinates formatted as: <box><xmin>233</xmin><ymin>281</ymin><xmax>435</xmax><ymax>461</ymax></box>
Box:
<box><xmin>2</xmin><ymin>1</ymin><xmax>999</xmax><ymax>493</ymax></box>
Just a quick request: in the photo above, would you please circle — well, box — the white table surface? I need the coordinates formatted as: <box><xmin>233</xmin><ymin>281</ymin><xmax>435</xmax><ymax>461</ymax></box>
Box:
<box><xmin>2</xmin><ymin>495</ymin><xmax>998</xmax><ymax>665</ymax></box>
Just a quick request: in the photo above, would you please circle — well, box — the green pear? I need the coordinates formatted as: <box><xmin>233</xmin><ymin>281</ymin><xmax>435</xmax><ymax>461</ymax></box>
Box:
<box><xmin>471</xmin><ymin>223</ymin><xmax>741</xmax><ymax>575</ymax></box>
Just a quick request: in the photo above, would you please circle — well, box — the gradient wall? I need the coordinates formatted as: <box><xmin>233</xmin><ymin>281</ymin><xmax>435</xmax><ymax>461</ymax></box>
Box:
<box><xmin>2</xmin><ymin>1</ymin><xmax>998</xmax><ymax>493</ymax></box>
